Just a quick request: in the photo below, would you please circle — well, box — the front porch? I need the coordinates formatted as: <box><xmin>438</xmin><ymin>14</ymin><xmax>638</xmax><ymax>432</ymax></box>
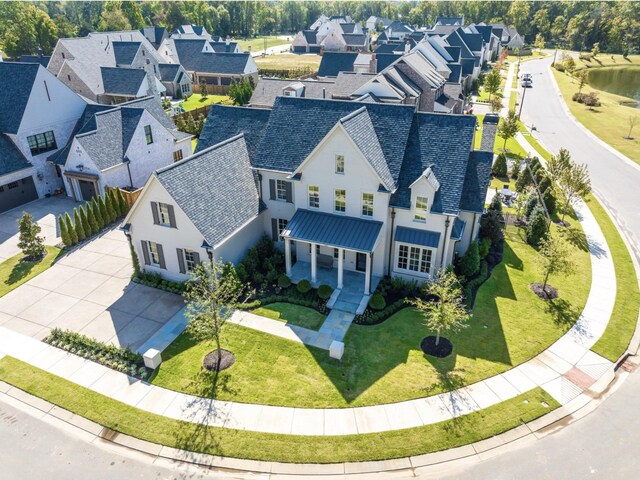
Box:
<box><xmin>288</xmin><ymin>261</ymin><xmax>381</xmax><ymax>295</ymax></box>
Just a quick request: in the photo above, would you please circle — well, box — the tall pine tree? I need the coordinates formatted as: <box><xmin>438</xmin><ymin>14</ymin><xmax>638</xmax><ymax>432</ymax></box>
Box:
<box><xmin>65</xmin><ymin>212</ymin><xmax>78</xmax><ymax>245</ymax></box>
<box><xmin>86</xmin><ymin>201</ymin><xmax>100</xmax><ymax>233</ymax></box>
<box><xmin>73</xmin><ymin>208</ymin><xmax>86</xmax><ymax>241</ymax></box>
<box><xmin>58</xmin><ymin>214</ymin><xmax>71</xmax><ymax>247</ymax></box>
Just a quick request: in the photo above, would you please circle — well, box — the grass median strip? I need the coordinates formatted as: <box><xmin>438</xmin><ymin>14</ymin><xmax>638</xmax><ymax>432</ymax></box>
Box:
<box><xmin>0</xmin><ymin>246</ymin><xmax>61</xmax><ymax>297</ymax></box>
<box><xmin>0</xmin><ymin>355</ymin><xmax>558</xmax><ymax>464</ymax></box>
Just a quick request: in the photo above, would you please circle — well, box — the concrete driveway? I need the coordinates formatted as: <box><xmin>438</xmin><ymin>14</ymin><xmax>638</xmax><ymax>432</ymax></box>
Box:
<box><xmin>0</xmin><ymin>227</ymin><xmax>185</xmax><ymax>352</ymax></box>
<box><xmin>0</xmin><ymin>196</ymin><xmax>80</xmax><ymax>263</ymax></box>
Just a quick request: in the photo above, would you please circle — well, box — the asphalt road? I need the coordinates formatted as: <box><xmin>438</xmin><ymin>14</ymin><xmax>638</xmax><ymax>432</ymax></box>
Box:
<box><xmin>518</xmin><ymin>56</ymin><xmax>640</xmax><ymax>262</ymax></box>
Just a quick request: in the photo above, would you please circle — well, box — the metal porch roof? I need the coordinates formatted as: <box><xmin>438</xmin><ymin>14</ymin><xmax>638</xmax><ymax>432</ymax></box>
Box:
<box><xmin>395</xmin><ymin>226</ymin><xmax>441</xmax><ymax>248</ymax></box>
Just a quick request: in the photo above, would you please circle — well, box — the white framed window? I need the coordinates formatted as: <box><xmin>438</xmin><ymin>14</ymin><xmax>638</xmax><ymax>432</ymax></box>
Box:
<box><xmin>148</xmin><ymin>241</ymin><xmax>161</xmax><ymax>266</ymax></box>
<box><xmin>283</xmin><ymin>90</ymin><xmax>296</xmax><ymax>97</ymax></box>
<box><xmin>396</xmin><ymin>243</ymin><xmax>433</xmax><ymax>275</ymax></box>
<box><xmin>308</xmin><ymin>185</ymin><xmax>319</xmax><ymax>208</ymax></box>
<box><xmin>276</xmin><ymin>179</ymin><xmax>288</xmax><ymax>201</ymax></box>
<box><xmin>184</xmin><ymin>249</ymin><xmax>198</xmax><ymax>272</ymax></box>
<box><xmin>308</xmin><ymin>244</ymin><xmax>321</xmax><ymax>254</ymax></box>
<box><xmin>158</xmin><ymin>203</ymin><xmax>171</xmax><ymax>226</ymax></box>
<box><xmin>335</xmin><ymin>154</ymin><xmax>345</xmax><ymax>174</ymax></box>
<box><xmin>333</xmin><ymin>248</ymin><xmax>345</xmax><ymax>259</ymax></box>
<box><xmin>414</xmin><ymin>196</ymin><xmax>428</xmax><ymax>222</ymax></box>
<box><xmin>180</xmin><ymin>83</ymin><xmax>190</xmax><ymax>94</ymax></box>
<box><xmin>362</xmin><ymin>192</ymin><xmax>374</xmax><ymax>217</ymax></box>
<box><xmin>334</xmin><ymin>189</ymin><xmax>346</xmax><ymax>212</ymax></box>
<box><xmin>277</xmin><ymin>218</ymin><xmax>288</xmax><ymax>238</ymax></box>
<box><xmin>173</xmin><ymin>150</ymin><xmax>183</xmax><ymax>162</ymax></box>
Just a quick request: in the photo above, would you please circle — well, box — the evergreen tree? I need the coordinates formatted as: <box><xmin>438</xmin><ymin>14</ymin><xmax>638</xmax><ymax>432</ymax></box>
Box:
<box><xmin>459</xmin><ymin>241</ymin><xmax>480</xmax><ymax>279</ymax></box>
<box><xmin>116</xmin><ymin>189</ymin><xmax>128</xmax><ymax>216</ymax></box>
<box><xmin>65</xmin><ymin>212</ymin><xmax>78</xmax><ymax>245</ymax></box>
<box><xmin>197</xmin><ymin>112</ymin><xmax>206</xmax><ymax>134</ymax></box>
<box><xmin>73</xmin><ymin>208</ymin><xmax>86</xmax><ymax>242</ymax></box>
<box><xmin>186</xmin><ymin>115</ymin><xmax>197</xmax><ymax>135</ymax></box>
<box><xmin>98</xmin><ymin>195</ymin><xmax>108</xmax><ymax>226</ymax></box>
<box><xmin>525</xmin><ymin>194</ymin><xmax>539</xmax><ymax>220</ymax></box>
<box><xmin>492</xmin><ymin>153</ymin><xmax>508</xmax><ymax>177</ymax></box>
<box><xmin>79</xmin><ymin>204</ymin><xmax>92</xmax><ymax>236</ymax></box>
<box><xmin>488</xmin><ymin>193</ymin><xmax>503</xmax><ymax>213</ymax></box>
<box><xmin>87</xmin><ymin>201</ymin><xmax>100</xmax><ymax>233</ymax></box>
<box><xmin>17</xmin><ymin>212</ymin><xmax>46</xmax><ymax>260</ymax></box>
<box><xmin>91</xmin><ymin>197</ymin><xmax>104</xmax><ymax>228</ymax></box>
<box><xmin>58</xmin><ymin>214</ymin><xmax>71</xmax><ymax>247</ymax></box>
<box><xmin>105</xmin><ymin>190</ymin><xmax>117</xmax><ymax>222</ymax></box>
<box><xmin>526</xmin><ymin>206</ymin><xmax>548</xmax><ymax>247</ymax></box>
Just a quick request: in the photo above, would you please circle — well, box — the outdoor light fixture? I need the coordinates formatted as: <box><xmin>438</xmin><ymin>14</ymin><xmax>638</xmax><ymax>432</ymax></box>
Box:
<box><xmin>201</xmin><ymin>239</ymin><xmax>213</xmax><ymax>264</ymax></box>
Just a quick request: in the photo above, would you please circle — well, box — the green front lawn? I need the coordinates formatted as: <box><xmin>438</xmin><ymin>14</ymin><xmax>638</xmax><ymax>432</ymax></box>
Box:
<box><xmin>0</xmin><ymin>246</ymin><xmax>61</xmax><ymax>297</ymax></box>
<box><xmin>150</xmin><ymin>222</ymin><xmax>590</xmax><ymax>408</ymax></box>
<box><xmin>251</xmin><ymin>302</ymin><xmax>325</xmax><ymax>330</ymax></box>
<box><xmin>180</xmin><ymin>94</ymin><xmax>230</xmax><ymax>112</ymax></box>
<box><xmin>0</xmin><ymin>356</ymin><xmax>558</xmax><ymax>464</ymax></box>
<box><xmin>254</xmin><ymin>53</ymin><xmax>322</xmax><ymax>70</ymax></box>
<box><xmin>236</xmin><ymin>36</ymin><xmax>290</xmax><ymax>53</ymax></box>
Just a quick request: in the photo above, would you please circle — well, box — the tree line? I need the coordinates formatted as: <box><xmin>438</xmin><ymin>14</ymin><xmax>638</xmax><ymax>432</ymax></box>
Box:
<box><xmin>0</xmin><ymin>1</ymin><xmax>637</xmax><ymax>58</ymax></box>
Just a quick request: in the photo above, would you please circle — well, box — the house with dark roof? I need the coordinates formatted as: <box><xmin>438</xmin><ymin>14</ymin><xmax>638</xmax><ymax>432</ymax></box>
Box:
<box><xmin>365</xmin><ymin>16</ymin><xmax>393</xmax><ymax>32</ymax></box>
<box><xmin>99</xmin><ymin>67</ymin><xmax>153</xmax><ymax>104</ymax></box>
<box><xmin>317</xmin><ymin>52</ymin><xmax>402</xmax><ymax>78</ymax></box>
<box><xmin>158</xmin><ymin>63</ymin><xmax>192</xmax><ymax>98</ymax></box>
<box><xmin>172</xmin><ymin>25</ymin><xmax>213</xmax><ymax>41</ymax></box>
<box><xmin>125</xmin><ymin>96</ymin><xmax>493</xmax><ymax>296</ymax></box>
<box><xmin>49</xmin><ymin>97</ymin><xmax>192</xmax><ymax>202</ymax></box>
<box><xmin>292</xmin><ymin>16</ymin><xmax>370</xmax><ymax>53</ymax></box>
<box><xmin>140</xmin><ymin>26</ymin><xmax>169</xmax><ymax>50</ymax></box>
<box><xmin>0</xmin><ymin>62</ymin><xmax>86</xmax><ymax>212</ymax></box>
<box><xmin>159</xmin><ymin>39</ymin><xmax>258</xmax><ymax>88</ymax></box>
<box><xmin>19</xmin><ymin>52</ymin><xmax>51</xmax><ymax>68</ymax></box>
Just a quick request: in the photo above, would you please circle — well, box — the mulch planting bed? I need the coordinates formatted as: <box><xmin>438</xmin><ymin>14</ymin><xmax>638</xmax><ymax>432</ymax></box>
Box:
<box><xmin>530</xmin><ymin>283</ymin><xmax>559</xmax><ymax>300</ymax></box>
<box><xmin>420</xmin><ymin>336</ymin><xmax>453</xmax><ymax>358</ymax></box>
<box><xmin>203</xmin><ymin>349</ymin><xmax>236</xmax><ymax>372</ymax></box>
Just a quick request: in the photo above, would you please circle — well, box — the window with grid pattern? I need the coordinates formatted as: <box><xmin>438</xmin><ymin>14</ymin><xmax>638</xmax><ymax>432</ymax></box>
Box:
<box><xmin>308</xmin><ymin>185</ymin><xmax>319</xmax><ymax>208</ymax></box>
<box><xmin>334</xmin><ymin>189</ymin><xmax>346</xmax><ymax>212</ymax></box>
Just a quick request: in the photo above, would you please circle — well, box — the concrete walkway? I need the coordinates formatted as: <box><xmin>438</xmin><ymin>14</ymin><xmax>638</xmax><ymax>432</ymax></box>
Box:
<box><xmin>501</xmin><ymin>62</ymin><xmax>516</xmax><ymax>116</ymax></box>
<box><xmin>0</xmin><ymin>184</ymin><xmax>617</xmax><ymax>436</ymax></box>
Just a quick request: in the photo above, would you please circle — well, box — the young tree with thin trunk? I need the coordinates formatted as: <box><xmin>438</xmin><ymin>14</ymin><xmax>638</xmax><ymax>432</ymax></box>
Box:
<box><xmin>626</xmin><ymin>115</ymin><xmax>639</xmax><ymax>139</ymax></box>
<box><xmin>549</xmin><ymin>148</ymin><xmax>591</xmax><ymax>224</ymax></box>
<box><xmin>483</xmin><ymin>69</ymin><xmax>501</xmax><ymax>101</ymax></box>
<box><xmin>576</xmin><ymin>69</ymin><xmax>587</xmax><ymax>94</ymax></box>
<box><xmin>410</xmin><ymin>270</ymin><xmax>470</xmax><ymax>347</ymax></box>
<box><xmin>498</xmin><ymin>109</ymin><xmax>519</xmax><ymax>150</ymax></box>
<box><xmin>538</xmin><ymin>235</ymin><xmax>575</xmax><ymax>296</ymax></box>
<box><xmin>17</xmin><ymin>212</ymin><xmax>46</xmax><ymax>260</ymax></box>
<box><xmin>184</xmin><ymin>259</ymin><xmax>244</xmax><ymax>371</ymax></box>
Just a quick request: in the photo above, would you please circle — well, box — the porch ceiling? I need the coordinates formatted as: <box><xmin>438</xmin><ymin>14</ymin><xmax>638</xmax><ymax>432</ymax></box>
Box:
<box><xmin>282</xmin><ymin>209</ymin><xmax>383</xmax><ymax>253</ymax></box>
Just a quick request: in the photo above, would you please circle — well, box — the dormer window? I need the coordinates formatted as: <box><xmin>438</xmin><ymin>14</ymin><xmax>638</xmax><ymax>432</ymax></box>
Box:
<box><xmin>335</xmin><ymin>154</ymin><xmax>345</xmax><ymax>174</ymax></box>
<box><xmin>414</xmin><ymin>196</ymin><xmax>428</xmax><ymax>222</ymax></box>
<box><xmin>283</xmin><ymin>89</ymin><xmax>295</xmax><ymax>97</ymax></box>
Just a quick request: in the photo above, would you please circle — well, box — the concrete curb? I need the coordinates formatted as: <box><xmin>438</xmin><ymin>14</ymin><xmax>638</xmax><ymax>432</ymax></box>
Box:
<box><xmin>0</xmin><ymin>362</ymin><xmax>629</xmax><ymax>477</ymax></box>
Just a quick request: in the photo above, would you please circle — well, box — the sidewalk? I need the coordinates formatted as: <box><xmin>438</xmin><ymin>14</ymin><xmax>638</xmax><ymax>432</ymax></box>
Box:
<box><xmin>0</xmin><ymin>183</ymin><xmax>616</xmax><ymax>436</ymax></box>
<box><xmin>501</xmin><ymin>62</ymin><xmax>516</xmax><ymax>116</ymax></box>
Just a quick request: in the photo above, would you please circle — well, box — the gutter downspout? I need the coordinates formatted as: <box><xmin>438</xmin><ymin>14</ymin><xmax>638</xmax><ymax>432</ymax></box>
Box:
<box><xmin>387</xmin><ymin>208</ymin><xmax>396</xmax><ymax>275</ymax></box>
<box><xmin>441</xmin><ymin>215</ymin><xmax>452</xmax><ymax>269</ymax></box>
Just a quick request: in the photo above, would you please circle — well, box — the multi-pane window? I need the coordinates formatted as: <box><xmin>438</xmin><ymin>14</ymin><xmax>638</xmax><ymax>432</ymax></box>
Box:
<box><xmin>148</xmin><ymin>242</ymin><xmax>161</xmax><ymax>266</ymax></box>
<box><xmin>414</xmin><ymin>196</ymin><xmax>428</xmax><ymax>221</ymax></box>
<box><xmin>184</xmin><ymin>249</ymin><xmax>198</xmax><ymax>272</ymax></box>
<box><xmin>308</xmin><ymin>244</ymin><xmax>321</xmax><ymax>254</ymax></box>
<box><xmin>158</xmin><ymin>203</ymin><xmax>171</xmax><ymax>226</ymax></box>
<box><xmin>144</xmin><ymin>125</ymin><xmax>153</xmax><ymax>144</ymax></box>
<box><xmin>180</xmin><ymin>83</ymin><xmax>190</xmax><ymax>94</ymax></box>
<box><xmin>27</xmin><ymin>131</ymin><xmax>57</xmax><ymax>155</ymax></box>
<box><xmin>334</xmin><ymin>189</ymin><xmax>346</xmax><ymax>212</ymax></box>
<box><xmin>335</xmin><ymin>154</ymin><xmax>345</xmax><ymax>174</ymax></box>
<box><xmin>173</xmin><ymin>150</ymin><xmax>183</xmax><ymax>162</ymax></box>
<box><xmin>396</xmin><ymin>244</ymin><xmax>433</xmax><ymax>275</ymax></box>
<box><xmin>308</xmin><ymin>185</ymin><xmax>319</xmax><ymax>208</ymax></box>
<box><xmin>362</xmin><ymin>193</ymin><xmax>374</xmax><ymax>217</ymax></box>
<box><xmin>276</xmin><ymin>179</ymin><xmax>288</xmax><ymax>201</ymax></box>
<box><xmin>277</xmin><ymin>218</ymin><xmax>288</xmax><ymax>238</ymax></box>
<box><xmin>333</xmin><ymin>248</ymin><xmax>345</xmax><ymax>259</ymax></box>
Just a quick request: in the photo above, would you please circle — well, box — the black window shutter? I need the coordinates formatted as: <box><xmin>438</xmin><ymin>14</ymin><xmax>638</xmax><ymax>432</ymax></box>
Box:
<box><xmin>193</xmin><ymin>252</ymin><xmax>201</xmax><ymax>265</ymax></box>
<box><xmin>285</xmin><ymin>182</ymin><xmax>293</xmax><ymax>203</ymax></box>
<box><xmin>168</xmin><ymin>204</ymin><xmax>177</xmax><ymax>228</ymax></box>
<box><xmin>269</xmin><ymin>179</ymin><xmax>276</xmax><ymax>200</ymax></box>
<box><xmin>157</xmin><ymin>243</ymin><xmax>166</xmax><ymax>269</ymax></box>
<box><xmin>141</xmin><ymin>240</ymin><xmax>150</xmax><ymax>265</ymax></box>
<box><xmin>150</xmin><ymin>202</ymin><xmax>159</xmax><ymax>225</ymax></box>
<box><xmin>271</xmin><ymin>218</ymin><xmax>278</xmax><ymax>241</ymax></box>
<box><xmin>177</xmin><ymin>248</ymin><xmax>185</xmax><ymax>273</ymax></box>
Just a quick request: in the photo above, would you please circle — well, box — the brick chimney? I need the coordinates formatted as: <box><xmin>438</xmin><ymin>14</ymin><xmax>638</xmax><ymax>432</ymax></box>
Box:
<box><xmin>480</xmin><ymin>114</ymin><xmax>499</xmax><ymax>151</ymax></box>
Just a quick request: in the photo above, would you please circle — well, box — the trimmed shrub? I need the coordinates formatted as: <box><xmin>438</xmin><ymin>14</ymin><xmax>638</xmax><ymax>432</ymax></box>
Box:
<box><xmin>277</xmin><ymin>274</ymin><xmax>291</xmax><ymax>289</ymax></box>
<box><xmin>525</xmin><ymin>194</ymin><xmax>539</xmax><ymax>220</ymax></box>
<box><xmin>297</xmin><ymin>279</ymin><xmax>312</xmax><ymax>294</ymax></box>
<box><xmin>91</xmin><ymin>197</ymin><xmax>104</xmax><ymax>228</ymax></box>
<box><xmin>459</xmin><ymin>241</ymin><xmax>480</xmax><ymax>278</ymax></box>
<box><xmin>116</xmin><ymin>189</ymin><xmax>128</xmax><ymax>216</ymax></box>
<box><xmin>526</xmin><ymin>206</ymin><xmax>548</xmax><ymax>247</ymax></box>
<box><xmin>73</xmin><ymin>208</ymin><xmax>85</xmax><ymax>241</ymax></box>
<box><xmin>317</xmin><ymin>284</ymin><xmax>333</xmax><ymax>300</ymax></box>
<box><xmin>478</xmin><ymin>238</ymin><xmax>491</xmax><ymax>259</ymax></box>
<box><xmin>354</xmin><ymin>298</ymin><xmax>408</xmax><ymax>325</ymax></box>
<box><xmin>58</xmin><ymin>214</ymin><xmax>71</xmax><ymax>247</ymax></box>
<box><xmin>98</xmin><ymin>195</ymin><xmax>108</xmax><ymax>226</ymax></box>
<box><xmin>543</xmin><ymin>189</ymin><xmax>557</xmax><ymax>216</ymax></box>
<box><xmin>368</xmin><ymin>293</ymin><xmax>386</xmax><ymax>311</ymax></box>
<box><xmin>65</xmin><ymin>212</ymin><xmax>78</xmax><ymax>245</ymax></box>
<box><xmin>86</xmin><ymin>201</ymin><xmax>99</xmax><ymax>233</ymax></box>
<box><xmin>105</xmin><ymin>190</ymin><xmax>117</xmax><ymax>222</ymax></box>
<box><xmin>479</xmin><ymin>211</ymin><xmax>504</xmax><ymax>246</ymax></box>
<box><xmin>488</xmin><ymin>193</ymin><xmax>503</xmax><ymax>213</ymax></box>
<box><xmin>79</xmin><ymin>204</ymin><xmax>92</xmax><ymax>236</ymax></box>
<box><xmin>538</xmin><ymin>176</ymin><xmax>552</xmax><ymax>194</ymax></box>
<box><xmin>583</xmin><ymin>92</ymin><xmax>600</xmax><ymax>107</ymax></box>
<box><xmin>492</xmin><ymin>153</ymin><xmax>508</xmax><ymax>177</ymax></box>
<box><xmin>553</xmin><ymin>62</ymin><xmax>565</xmax><ymax>72</ymax></box>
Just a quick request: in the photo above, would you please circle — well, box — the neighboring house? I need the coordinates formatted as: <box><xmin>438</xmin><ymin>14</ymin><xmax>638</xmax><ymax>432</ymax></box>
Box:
<box><xmin>19</xmin><ymin>50</ymin><xmax>51</xmax><ymax>67</ymax></box>
<box><xmin>126</xmin><ymin>96</ymin><xmax>493</xmax><ymax>294</ymax></box>
<box><xmin>159</xmin><ymin>39</ymin><xmax>258</xmax><ymax>87</ymax></box>
<box><xmin>158</xmin><ymin>63</ymin><xmax>192</xmax><ymax>99</ymax></box>
<box><xmin>317</xmin><ymin>52</ymin><xmax>402</xmax><ymax>78</ymax></box>
<box><xmin>172</xmin><ymin>25</ymin><xmax>212</xmax><ymax>41</ymax></box>
<box><xmin>140</xmin><ymin>26</ymin><xmax>169</xmax><ymax>50</ymax></box>
<box><xmin>47</xmin><ymin>31</ymin><xmax>166</xmax><ymax>103</ymax></box>
<box><xmin>382</xmin><ymin>21</ymin><xmax>415</xmax><ymax>42</ymax></box>
<box><xmin>292</xmin><ymin>16</ymin><xmax>370</xmax><ymax>53</ymax></box>
<box><xmin>210</xmin><ymin>40</ymin><xmax>242</xmax><ymax>53</ymax></box>
<box><xmin>430</xmin><ymin>16</ymin><xmax>465</xmax><ymax>35</ymax></box>
<box><xmin>490</xmin><ymin>23</ymin><xmax>525</xmax><ymax>49</ymax></box>
<box><xmin>365</xmin><ymin>16</ymin><xmax>392</xmax><ymax>32</ymax></box>
<box><xmin>0</xmin><ymin>62</ymin><xmax>86</xmax><ymax>212</ymax></box>
<box><xmin>48</xmin><ymin>97</ymin><xmax>192</xmax><ymax>202</ymax></box>
<box><xmin>99</xmin><ymin>67</ymin><xmax>157</xmax><ymax>104</ymax></box>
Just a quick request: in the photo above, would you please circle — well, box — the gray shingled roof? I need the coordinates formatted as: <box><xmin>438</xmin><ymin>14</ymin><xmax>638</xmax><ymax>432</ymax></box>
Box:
<box><xmin>158</xmin><ymin>63</ymin><xmax>180</xmax><ymax>82</ymax></box>
<box><xmin>19</xmin><ymin>55</ymin><xmax>51</xmax><ymax>67</ymax></box>
<box><xmin>283</xmin><ymin>209</ymin><xmax>383</xmax><ymax>253</ymax></box>
<box><xmin>460</xmin><ymin>150</ymin><xmax>493</xmax><ymax>213</ymax></box>
<box><xmin>113</xmin><ymin>41</ymin><xmax>141</xmax><ymax>65</ymax></box>
<box><xmin>318</xmin><ymin>52</ymin><xmax>401</xmax><ymax>77</ymax></box>
<box><xmin>303</xmin><ymin>30</ymin><xmax>317</xmax><ymax>44</ymax></box>
<box><xmin>101</xmin><ymin>67</ymin><xmax>146</xmax><ymax>96</ymax></box>
<box><xmin>342</xmin><ymin>34</ymin><xmax>367</xmax><ymax>46</ymax></box>
<box><xmin>155</xmin><ymin>135</ymin><xmax>260</xmax><ymax>247</ymax></box>
<box><xmin>340</xmin><ymin>108</ymin><xmax>394</xmax><ymax>190</ymax></box>
<box><xmin>210</xmin><ymin>41</ymin><xmax>238</xmax><ymax>53</ymax></box>
<box><xmin>0</xmin><ymin>62</ymin><xmax>39</xmax><ymax>134</ymax></box>
<box><xmin>0</xmin><ymin>134</ymin><xmax>31</xmax><ymax>176</ymax></box>
<box><xmin>173</xmin><ymin>39</ymin><xmax>251</xmax><ymax>74</ymax></box>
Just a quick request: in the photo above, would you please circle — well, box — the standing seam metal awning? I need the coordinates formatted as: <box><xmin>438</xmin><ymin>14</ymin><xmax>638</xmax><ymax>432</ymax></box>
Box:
<box><xmin>395</xmin><ymin>226</ymin><xmax>441</xmax><ymax>248</ymax></box>
<box><xmin>282</xmin><ymin>209</ymin><xmax>383</xmax><ymax>253</ymax></box>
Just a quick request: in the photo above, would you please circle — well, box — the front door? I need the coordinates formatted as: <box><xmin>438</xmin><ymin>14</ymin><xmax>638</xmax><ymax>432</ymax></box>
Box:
<box><xmin>78</xmin><ymin>180</ymin><xmax>97</xmax><ymax>201</ymax></box>
<box><xmin>356</xmin><ymin>252</ymin><xmax>367</xmax><ymax>272</ymax></box>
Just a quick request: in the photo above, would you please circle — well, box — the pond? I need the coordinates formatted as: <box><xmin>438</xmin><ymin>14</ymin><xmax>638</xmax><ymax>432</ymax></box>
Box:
<box><xmin>587</xmin><ymin>66</ymin><xmax>640</xmax><ymax>106</ymax></box>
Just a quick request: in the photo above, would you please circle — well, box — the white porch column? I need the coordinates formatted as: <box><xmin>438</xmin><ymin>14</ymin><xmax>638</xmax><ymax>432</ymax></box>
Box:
<box><xmin>310</xmin><ymin>242</ymin><xmax>317</xmax><ymax>284</ymax></box>
<box><xmin>284</xmin><ymin>238</ymin><xmax>292</xmax><ymax>275</ymax></box>
<box><xmin>337</xmin><ymin>248</ymin><xmax>344</xmax><ymax>289</ymax></box>
<box><xmin>364</xmin><ymin>253</ymin><xmax>372</xmax><ymax>295</ymax></box>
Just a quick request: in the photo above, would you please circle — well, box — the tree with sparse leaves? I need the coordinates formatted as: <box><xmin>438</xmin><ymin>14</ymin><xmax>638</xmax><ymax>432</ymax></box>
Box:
<box><xmin>538</xmin><ymin>235</ymin><xmax>575</xmax><ymax>295</ymax></box>
<box><xmin>184</xmin><ymin>260</ymin><xmax>245</xmax><ymax>371</ymax></box>
<box><xmin>576</xmin><ymin>70</ymin><xmax>588</xmax><ymax>94</ymax></box>
<box><xmin>483</xmin><ymin>69</ymin><xmax>501</xmax><ymax>101</ymax></box>
<box><xmin>498</xmin><ymin>109</ymin><xmax>519</xmax><ymax>150</ymax></box>
<box><xmin>410</xmin><ymin>270</ymin><xmax>470</xmax><ymax>347</ymax></box>
<box><xmin>626</xmin><ymin>116</ymin><xmax>639</xmax><ymax>140</ymax></box>
<box><xmin>489</xmin><ymin>96</ymin><xmax>503</xmax><ymax>113</ymax></box>
<box><xmin>548</xmin><ymin>148</ymin><xmax>591</xmax><ymax>224</ymax></box>
<box><xmin>17</xmin><ymin>212</ymin><xmax>45</xmax><ymax>260</ymax></box>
